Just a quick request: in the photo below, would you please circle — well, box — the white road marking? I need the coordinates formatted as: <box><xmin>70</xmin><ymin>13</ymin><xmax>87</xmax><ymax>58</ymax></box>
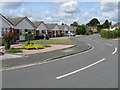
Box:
<box><xmin>93</xmin><ymin>40</ymin><xmax>99</xmax><ymax>43</ymax></box>
<box><xmin>112</xmin><ymin>47</ymin><xmax>117</xmax><ymax>55</ymax></box>
<box><xmin>105</xmin><ymin>43</ymin><xmax>113</xmax><ymax>47</ymax></box>
<box><xmin>56</xmin><ymin>58</ymin><xmax>106</xmax><ymax>80</ymax></box>
<box><xmin>0</xmin><ymin>44</ymin><xmax>94</xmax><ymax>71</ymax></box>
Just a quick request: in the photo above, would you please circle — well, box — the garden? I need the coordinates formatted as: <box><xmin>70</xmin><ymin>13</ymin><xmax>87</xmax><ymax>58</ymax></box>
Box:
<box><xmin>100</xmin><ymin>30</ymin><xmax>120</xmax><ymax>39</ymax></box>
<box><xmin>3</xmin><ymin>30</ymin><xmax>52</xmax><ymax>54</ymax></box>
<box><xmin>2</xmin><ymin>30</ymin><xmax>74</xmax><ymax>55</ymax></box>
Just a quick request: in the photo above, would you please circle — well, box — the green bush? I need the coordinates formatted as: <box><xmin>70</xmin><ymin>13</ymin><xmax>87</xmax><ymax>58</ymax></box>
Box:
<box><xmin>42</xmin><ymin>45</ymin><xmax>51</xmax><ymax>47</ymax></box>
<box><xmin>5</xmin><ymin>48</ymin><xmax>23</xmax><ymax>53</ymax></box>
<box><xmin>23</xmin><ymin>44</ymin><xmax>51</xmax><ymax>50</ymax></box>
<box><xmin>101</xmin><ymin>30</ymin><xmax>120</xmax><ymax>39</ymax></box>
<box><xmin>85</xmin><ymin>29</ymin><xmax>93</xmax><ymax>35</ymax></box>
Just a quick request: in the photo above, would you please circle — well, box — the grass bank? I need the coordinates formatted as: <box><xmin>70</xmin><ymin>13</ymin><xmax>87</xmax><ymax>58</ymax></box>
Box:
<box><xmin>20</xmin><ymin>39</ymin><xmax>75</xmax><ymax>44</ymax></box>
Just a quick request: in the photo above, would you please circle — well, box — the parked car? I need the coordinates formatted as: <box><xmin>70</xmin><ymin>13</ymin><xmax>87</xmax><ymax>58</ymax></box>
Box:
<box><xmin>66</xmin><ymin>33</ymin><xmax>75</xmax><ymax>37</ymax></box>
<box><xmin>35</xmin><ymin>34</ymin><xmax>49</xmax><ymax>40</ymax></box>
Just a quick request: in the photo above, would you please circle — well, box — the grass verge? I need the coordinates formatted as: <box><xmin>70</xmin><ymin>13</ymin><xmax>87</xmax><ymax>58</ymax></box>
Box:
<box><xmin>20</xmin><ymin>39</ymin><xmax>75</xmax><ymax>44</ymax></box>
<box><xmin>5</xmin><ymin>48</ymin><xmax>23</xmax><ymax>53</ymax></box>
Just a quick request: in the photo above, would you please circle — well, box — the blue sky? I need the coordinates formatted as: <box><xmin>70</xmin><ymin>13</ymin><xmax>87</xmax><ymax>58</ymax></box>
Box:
<box><xmin>0</xmin><ymin>1</ymin><xmax>119</xmax><ymax>25</ymax></box>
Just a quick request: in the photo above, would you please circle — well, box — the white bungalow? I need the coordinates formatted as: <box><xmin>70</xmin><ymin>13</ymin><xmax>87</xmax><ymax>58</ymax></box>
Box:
<box><xmin>59</xmin><ymin>25</ymin><xmax>69</xmax><ymax>36</ymax></box>
<box><xmin>0</xmin><ymin>14</ymin><xmax>14</xmax><ymax>45</ymax></box>
<box><xmin>68</xmin><ymin>26</ymin><xmax>76</xmax><ymax>34</ymax></box>
<box><xmin>33</xmin><ymin>21</ymin><xmax>48</xmax><ymax>36</ymax></box>
<box><xmin>0</xmin><ymin>14</ymin><xmax>13</xmax><ymax>38</ymax></box>
<box><xmin>8</xmin><ymin>17</ymin><xmax>36</xmax><ymax>41</ymax></box>
<box><xmin>46</xmin><ymin>23</ymin><xmax>60</xmax><ymax>37</ymax></box>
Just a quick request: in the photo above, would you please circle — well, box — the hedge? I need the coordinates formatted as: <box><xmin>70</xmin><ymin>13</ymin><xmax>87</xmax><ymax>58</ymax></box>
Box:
<box><xmin>100</xmin><ymin>30</ymin><xmax>120</xmax><ymax>39</ymax></box>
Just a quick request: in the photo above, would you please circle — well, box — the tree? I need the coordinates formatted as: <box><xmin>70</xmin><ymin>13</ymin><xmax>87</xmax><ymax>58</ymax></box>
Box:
<box><xmin>87</xmin><ymin>18</ymin><xmax>100</xmax><ymax>26</ymax></box>
<box><xmin>3</xmin><ymin>29</ymin><xmax>14</xmax><ymax>50</ymax></box>
<box><xmin>71</xmin><ymin>21</ymin><xmax>79</xmax><ymax>26</ymax></box>
<box><xmin>102</xmin><ymin>19</ymin><xmax>111</xmax><ymax>29</ymax></box>
<box><xmin>24</xmin><ymin>31</ymin><xmax>34</xmax><ymax>45</ymax></box>
<box><xmin>76</xmin><ymin>25</ymin><xmax>86</xmax><ymax>35</ymax></box>
<box><xmin>61</xmin><ymin>23</ymin><xmax>64</xmax><ymax>25</ymax></box>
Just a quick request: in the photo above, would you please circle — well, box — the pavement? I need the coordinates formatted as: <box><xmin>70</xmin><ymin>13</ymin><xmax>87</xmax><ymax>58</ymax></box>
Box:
<box><xmin>2</xmin><ymin>34</ymin><xmax>118</xmax><ymax>88</ymax></box>
<box><xmin>2</xmin><ymin>37</ymin><xmax>91</xmax><ymax>69</ymax></box>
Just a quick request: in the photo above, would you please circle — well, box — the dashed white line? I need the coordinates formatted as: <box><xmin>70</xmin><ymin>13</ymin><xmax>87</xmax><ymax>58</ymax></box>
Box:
<box><xmin>56</xmin><ymin>58</ymin><xmax>106</xmax><ymax>80</ymax></box>
<box><xmin>93</xmin><ymin>40</ymin><xmax>99</xmax><ymax>43</ymax></box>
<box><xmin>105</xmin><ymin>43</ymin><xmax>113</xmax><ymax>47</ymax></box>
<box><xmin>112</xmin><ymin>47</ymin><xmax>117</xmax><ymax>55</ymax></box>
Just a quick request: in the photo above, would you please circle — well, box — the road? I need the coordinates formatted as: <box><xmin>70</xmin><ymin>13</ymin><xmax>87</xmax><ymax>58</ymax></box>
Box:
<box><xmin>2</xmin><ymin>34</ymin><xmax>118</xmax><ymax>88</ymax></box>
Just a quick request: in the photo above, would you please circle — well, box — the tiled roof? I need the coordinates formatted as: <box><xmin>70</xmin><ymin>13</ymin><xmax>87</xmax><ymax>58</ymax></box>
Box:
<box><xmin>68</xmin><ymin>26</ymin><xmax>75</xmax><ymax>31</ymax></box>
<box><xmin>33</xmin><ymin>21</ymin><xmax>43</xmax><ymax>28</ymax></box>
<box><xmin>45</xmin><ymin>23</ymin><xmax>58</xmax><ymax>30</ymax></box>
<box><xmin>58</xmin><ymin>25</ymin><xmax>67</xmax><ymax>29</ymax></box>
<box><xmin>7</xmin><ymin>17</ymin><xmax>26</xmax><ymax>26</ymax></box>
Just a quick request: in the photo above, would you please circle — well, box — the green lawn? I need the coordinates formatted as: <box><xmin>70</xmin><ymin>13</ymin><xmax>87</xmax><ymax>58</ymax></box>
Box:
<box><xmin>20</xmin><ymin>39</ymin><xmax>75</xmax><ymax>44</ymax></box>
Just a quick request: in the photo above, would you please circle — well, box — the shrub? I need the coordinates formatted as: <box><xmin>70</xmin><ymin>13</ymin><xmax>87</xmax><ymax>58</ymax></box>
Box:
<box><xmin>5</xmin><ymin>48</ymin><xmax>23</xmax><ymax>53</ymax></box>
<box><xmin>85</xmin><ymin>29</ymin><xmax>93</xmax><ymax>35</ymax></box>
<box><xmin>101</xmin><ymin>30</ymin><xmax>120</xmax><ymax>39</ymax></box>
<box><xmin>3</xmin><ymin>29</ymin><xmax>14</xmax><ymax>50</ymax></box>
<box><xmin>22</xmin><ymin>44</ymin><xmax>51</xmax><ymax>50</ymax></box>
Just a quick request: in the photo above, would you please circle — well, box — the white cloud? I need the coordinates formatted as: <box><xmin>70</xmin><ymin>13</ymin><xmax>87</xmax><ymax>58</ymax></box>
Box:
<box><xmin>21</xmin><ymin>8</ymin><xmax>43</xmax><ymax>21</ymax></box>
<box><xmin>60</xmin><ymin>1</ymin><xmax>79</xmax><ymax>13</ymax></box>
<box><xmin>0</xmin><ymin>2</ymin><xmax>23</xmax><ymax>8</ymax></box>
<box><xmin>1</xmin><ymin>9</ymin><xmax>17</xmax><ymax>17</ymax></box>
<box><xmin>100</xmin><ymin>1</ymin><xmax>118</xmax><ymax>11</ymax></box>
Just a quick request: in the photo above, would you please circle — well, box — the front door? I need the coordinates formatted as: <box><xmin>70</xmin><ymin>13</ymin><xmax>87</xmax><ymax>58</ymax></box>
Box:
<box><xmin>19</xmin><ymin>29</ymin><xmax>25</xmax><ymax>41</ymax></box>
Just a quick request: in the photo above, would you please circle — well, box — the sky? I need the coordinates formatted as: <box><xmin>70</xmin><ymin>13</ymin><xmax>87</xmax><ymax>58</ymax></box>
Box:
<box><xmin>0</xmin><ymin>0</ymin><xmax>119</xmax><ymax>25</ymax></box>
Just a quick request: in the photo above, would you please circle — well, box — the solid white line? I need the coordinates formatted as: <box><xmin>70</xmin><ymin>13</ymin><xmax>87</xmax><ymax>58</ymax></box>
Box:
<box><xmin>105</xmin><ymin>43</ymin><xmax>113</xmax><ymax>47</ymax></box>
<box><xmin>56</xmin><ymin>58</ymin><xmax>106</xmax><ymax>80</ymax></box>
<box><xmin>112</xmin><ymin>47</ymin><xmax>117</xmax><ymax>55</ymax></box>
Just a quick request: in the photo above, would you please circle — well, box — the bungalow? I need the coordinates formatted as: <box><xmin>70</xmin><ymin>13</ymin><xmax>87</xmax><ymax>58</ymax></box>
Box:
<box><xmin>110</xmin><ymin>25</ymin><xmax>116</xmax><ymax>31</ymax></box>
<box><xmin>46</xmin><ymin>23</ymin><xmax>60</xmax><ymax>37</ymax></box>
<box><xmin>0</xmin><ymin>14</ymin><xmax>14</xmax><ymax>45</ymax></box>
<box><xmin>7</xmin><ymin>17</ymin><xmax>36</xmax><ymax>41</ymax></box>
<box><xmin>33</xmin><ymin>21</ymin><xmax>48</xmax><ymax>36</ymax></box>
<box><xmin>58</xmin><ymin>25</ymin><xmax>68</xmax><ymax>36</ymax></box>
<box><xmin>68</xmin><ymin>26</ymin><xmax>76</xmax><ymax>34</ymax></box>
<box><xmin>87</xmin><ymin>26</ymin><xmax>98</xmax><ymax>33</ymax></box>
<box><xmin>109</xmin><ymin>22</ymin><xmax>120</xmax><ymax>30</ymax></box>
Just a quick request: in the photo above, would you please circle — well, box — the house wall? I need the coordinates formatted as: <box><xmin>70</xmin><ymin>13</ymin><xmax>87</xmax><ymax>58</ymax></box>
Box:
<box><xmin>64</xmin><ymin>27</ymin><xmax>68</xmax><ymax>31</ymax></box>
<box><xmin>14</xmin><ymin>19</ymin><xmax>34</xmax><ymax>29</ymax></box>
<box><xmin>36</xmin><ymin>23</ymin><xmax>47</xmax><ymax>31</ymax></box>
<box><xmin>14</xmin><ymin>19</ymin><xmax>35</xmax><ymax>41</ymax></box>
<box><xmin>0</xmin><ymin>18</ymin><xmax>12</xmax><ymax>37</ymax></box>
<box><xmin>53</xmin><ymin>25</ymin><xmax>60</xmax><ymax>37</ymax></box>
<box><xmin>53</xmin><ymin>25</ymin><xmax>59</xmax><ymax>31</ymax></box>
<box><xmin>36</xmin><ymin>23</ymin><xmax>48</xmax><ymax>35</ymax></box>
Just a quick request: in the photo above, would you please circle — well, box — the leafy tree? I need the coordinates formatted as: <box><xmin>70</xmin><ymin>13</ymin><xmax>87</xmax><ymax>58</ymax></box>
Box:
<box><xmin>97</xmin><ymin>25</ymin><xmax>103</xmax><ymax>32</ymax></box>
<box><xmin>76</xmin><ymin>25</ymin><xmax>86</xmax><ymax>35</ymax></box>
<box><xmin>87</xmin><ymin>18</ymin><xmax>100</xmax><ymax>26</ymax></box>
<box><xmin>85</xmin><ymin>29</ymin><xmax>93</xmax><ymax>35</ymax></box>
<box><xmin>3</xmin><ymin>29</ymin><xmax>14</xmax><ymax>50</ymax></box>
<box><xmin>71</xmin><ymin>21</ymin><xmax>79</xmax><ymax>26</ymax></box>
<box><xmin>102</xmin><ymin>19</ymin><xmax>111</xmax><ymax>29</ymax></box>
<box><xmin>61</xmin><ymin>23</ymin><xmax>67</xmax><ymax>25</ymax></box>
<box><xmin>24</xmin><ymin>31</ymin><xmax>34</xmax><ymax>45</ymax></box>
